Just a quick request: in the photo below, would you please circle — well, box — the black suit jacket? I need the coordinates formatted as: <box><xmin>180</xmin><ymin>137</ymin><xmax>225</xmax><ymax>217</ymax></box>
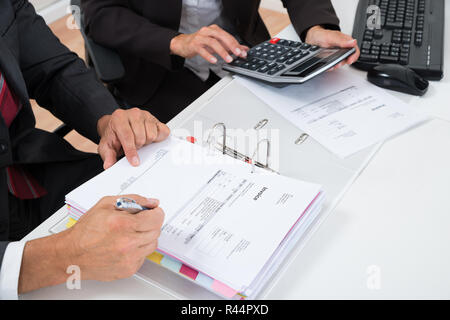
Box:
<box><xmin>81</xmin><ymin>0</ymin><xmax>340</xmax><ymax>106</ymax></box>
<box><xmin>0</xmin><ymin>0</ymin><xmax>118</xmax><ymax>264</ymax></box>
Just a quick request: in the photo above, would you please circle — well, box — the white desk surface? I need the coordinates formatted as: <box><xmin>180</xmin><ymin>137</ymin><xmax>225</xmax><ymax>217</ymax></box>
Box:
<box><xmin>22</xmin><ymin>0</ymin><xmax>450</xmax><ymax>299</ymax></box>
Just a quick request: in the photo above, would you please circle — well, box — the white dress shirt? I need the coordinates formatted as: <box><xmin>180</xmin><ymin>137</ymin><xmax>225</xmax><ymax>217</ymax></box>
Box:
<box><xmin>179</xmin><ymin>0</ymin><xmax>238</xmax><ymax>80</ymax></box>
<box><xmin>0</xmin><ymin>241</ymin><xmax>26</xmax><ymax>300</ymax></box>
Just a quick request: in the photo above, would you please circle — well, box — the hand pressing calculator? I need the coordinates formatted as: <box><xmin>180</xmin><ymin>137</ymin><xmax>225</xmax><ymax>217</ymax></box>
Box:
<box><xmin>222</xmin><ymin>37</ymin><xmax>356</xmax><ymax>84</ymax></box>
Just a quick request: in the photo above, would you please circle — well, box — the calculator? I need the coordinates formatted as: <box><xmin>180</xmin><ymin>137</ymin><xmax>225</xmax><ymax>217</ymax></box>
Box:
<box><xmin>222</xmin><ymin>37</ymin><xmax>356</xmax><ymax>84</ymax></box>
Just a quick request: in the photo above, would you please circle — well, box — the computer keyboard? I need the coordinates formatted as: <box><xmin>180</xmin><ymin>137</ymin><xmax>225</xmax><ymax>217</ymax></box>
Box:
<box><xmin>352</xmin><ymin>0</ymin><xmax>445</xmax><ymax>80</ymax></box>
<box><xmin>222</xmin><ymin>38</ymin><xmax>355</xmax><ymax>84</ymax></box>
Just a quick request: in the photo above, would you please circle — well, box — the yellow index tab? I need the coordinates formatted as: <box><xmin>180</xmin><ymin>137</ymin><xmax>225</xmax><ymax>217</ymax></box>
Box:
<box><xmin>147</xmin><ymin>251</ymin><xmax>164</xmax><ymax>264</ymax></box>
<box><xmin>66</xmin><ymin>218</ymin><xmax>77</xmax><ymax>229</ymax></box>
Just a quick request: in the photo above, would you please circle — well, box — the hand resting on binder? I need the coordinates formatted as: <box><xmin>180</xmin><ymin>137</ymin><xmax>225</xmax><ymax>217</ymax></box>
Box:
<box><xmin>97</xmin><ymin>108</ymin><xmax>171</xmax><ymax>170</ymax></box>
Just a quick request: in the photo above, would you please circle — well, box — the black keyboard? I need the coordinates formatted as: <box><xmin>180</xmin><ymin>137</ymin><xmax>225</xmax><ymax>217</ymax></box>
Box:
<box><xmin>352</xmin><ymin>0</ymin><xmax>445</xmax><ymax>80</ymax></box>
<box><xmin>222</xmin><ymin>38</ymin><xmax>355</xmax><ymax>84</ymax></box>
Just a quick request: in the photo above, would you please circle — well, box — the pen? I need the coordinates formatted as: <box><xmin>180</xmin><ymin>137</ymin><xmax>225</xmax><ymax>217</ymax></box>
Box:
<box><xmin>115</xmin><ymin>197</ymin><xmax>149</xmax><ymax>214</ymax></box>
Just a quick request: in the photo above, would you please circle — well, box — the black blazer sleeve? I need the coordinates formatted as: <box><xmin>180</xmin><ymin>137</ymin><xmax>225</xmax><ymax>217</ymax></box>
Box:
<box><xmin>14</xmin><ymin>0</ymin><xmax>118</xmax><ymax>143</ymax></box>
<box><xmin>281</xmin><ymin>0</ymin><xmax>340</xmax><ymax>41</ymax></box>
<box><xmin>81</xmin><ymin>0</ymin><xmax>184</xmax><ymax>71</ymax></box>
<box><xmin>0</xmin><ymin>241</ymin><xmax>8</xmax><ymax>267</ymax></box>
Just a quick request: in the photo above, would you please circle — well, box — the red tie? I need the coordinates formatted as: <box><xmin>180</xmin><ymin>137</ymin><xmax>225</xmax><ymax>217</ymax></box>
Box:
<box><xmin>0</xmin><ymin>71</ymin><xmax>47</xmax><ymax>199</ymax></box>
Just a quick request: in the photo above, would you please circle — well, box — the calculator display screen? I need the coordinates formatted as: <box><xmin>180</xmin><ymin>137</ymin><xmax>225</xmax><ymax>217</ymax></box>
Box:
<box><xmin>283</xmin><ymin>48</ymin><xmax>345</xmax><ymax>77</ymax></box>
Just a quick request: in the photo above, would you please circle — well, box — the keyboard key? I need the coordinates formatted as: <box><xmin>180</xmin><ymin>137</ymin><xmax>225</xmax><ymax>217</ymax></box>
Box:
<box><xmin>267</xmin><ymin>68</ymin><xmax>280</xmax><ymax>75</ymax></box>
<box><xmin>359</xmin><ymin>54</ymin><xmax>379</xmax><ymax>62</ymax></box>
<box><xmin>380</xmin><ymin>55</ymin><xmax>399</xmax><ymax>63</ymax></box>
<box><xmin>385</xmin><ymin>21</ymin><xmax>403</xmax><ymax>29</ymax></box>
<box><xmin>257</xmin><ymin>65</ymin><xmax>270</xmax><ymax>73</ymax></box>
<box><xmin>374</xmin><ymin>29</ymin><xmax>384</xmax><ymax>39</ymax></box>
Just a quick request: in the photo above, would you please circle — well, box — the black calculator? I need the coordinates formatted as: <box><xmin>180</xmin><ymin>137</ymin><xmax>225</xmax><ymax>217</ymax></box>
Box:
<box><xmin>222</xmin><ymin>37</ymin><xmax>356</xmax><ymax>84</ymax></box>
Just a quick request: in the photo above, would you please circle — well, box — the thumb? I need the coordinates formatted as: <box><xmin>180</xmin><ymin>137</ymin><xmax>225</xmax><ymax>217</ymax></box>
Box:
<box><xmin>326</xmin><ymin>32</ymin><xmax>357</xmax><ymax>48</ymax></box>
<box><xmin>100</xmin><ymin>144</ymin><xmax>118</xmax><ymax>170</ymax></box>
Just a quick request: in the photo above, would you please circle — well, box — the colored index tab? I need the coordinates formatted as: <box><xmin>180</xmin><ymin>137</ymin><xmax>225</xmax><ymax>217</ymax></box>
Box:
<box><xmin>160</xmin><ymin>255</ymin><xmax>182</xmax><ymax>273</ymax></box>
<box><xmin>65</xmin><ymin>218</ymin><xmax>77</xmax><ymax>229</ymax></box>
<box><xmin>180</xmin><ymin>264</ymin><xmax>199</xmax><ymax>280</ymax></box>
<box><xmin>147</xmin><ymin>251</ymin><xmax>164</xmax><ymax>264</ymax></box>
<box><xmin>211</xmin><ymin>280</ymin><xmax>237</xmax><ymax>298</ymax></box>
<box><xmin>269</xmin><ymin>37</ymin><xmax>280</xmax><ymax>44</ymax></box>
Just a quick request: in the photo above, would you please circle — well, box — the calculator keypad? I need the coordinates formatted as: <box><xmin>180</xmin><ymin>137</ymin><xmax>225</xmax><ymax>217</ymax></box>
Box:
<box><xmin>229</xmin><ymin>38</ymin><xmax>318</xmax><ymax>76</ymax></box>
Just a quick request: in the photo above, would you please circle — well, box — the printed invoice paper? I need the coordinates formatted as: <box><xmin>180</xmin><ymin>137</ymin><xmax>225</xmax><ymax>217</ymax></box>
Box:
<box><xmin>235</xmin><ymin>69</ymin><xmax>429</xmax><ymax>158</ymax></box>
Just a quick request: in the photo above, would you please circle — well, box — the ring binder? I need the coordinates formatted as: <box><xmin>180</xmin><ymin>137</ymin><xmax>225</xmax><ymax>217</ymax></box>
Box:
<box><xmin>207</xmin><ymin>123</ymin><xmax>278</xmax><ymax>174</ymax></box>
<box><xmin>251</xmin><ymin>139</ymin><xmax>271</xmax><ymax>173</ymax></box>
<box><xmin>207</xmin><ymin>122</ymin><xmax>227</xmax><ymax>154</ymax></box>
<box><xmin>254</xmin><ymin>119</ymin><xmax>269</xmax><ymax>130</ymax></box>
<box><xmin>295</xmin><ymin>133</ymin><xmax>309</xmax><ymax>145</ymax></box>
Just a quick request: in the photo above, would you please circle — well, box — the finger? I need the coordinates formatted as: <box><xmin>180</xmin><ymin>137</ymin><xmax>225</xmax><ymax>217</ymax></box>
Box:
<box><xmin>347</xmin><ymin>45</ymin><xmax>361</xmax><ymax>65</ymax></box>
<box><xmin>206</xmin><ymin>25</ymin><xmax>242</xmax><ymax>57</ymax></box>
<box><xmin>134</xmin><ymin>207</ymin><xmax>165</xmax><ymax>232</ymax></box>
<box><xmin>130</xmin><ymin>118</ymin><xmax>147</xmax><ymax>150</ymax></box>
<box><xmin>155</xmin><ymin>122</ymin><xmax>170</xmax><ymax>142</ymax></box>
<box><xmin>96</xmin><ymin>195</ymin><xmax>120</xmax><ymax>209</ymax></box>
<box><xmin>197</xmin><ymin>44</ymin><xmax>218</xmax><ymax>64</ymax></box>
<box><xmin>143</xmin><ymin>117</ymin><xmax>158</xmax><ymax>144</ymax></box>
<box><xmin>204</xmin><ymin>37</ymin><xmax>233</xmax><ymax>63</ymax></box>
<box><xmin>99</xmin><ymin>143</ymin><xmax>118</xmax><ymax>170</ymax></box>
<box><xmin>239</xmin><ymin>45</ymin><xmax>250</xmax><ymax>58</ymax></box>
<box><xmin>324</xmin><ymin>32</ymin><xmax>356</xmax><ymax>48</ymax></box>
<box><xmin>137</xmin><ymin>241</ymin><xmax>159</xmax><ymax>258</ymax></box>
<box><xmin>112</xmin><ymin>116</ymin><xmax>139</xmax><ymax>166</ymax></box>
<box><xmin>334</xmin><ymin>61</ymin><xmax>346</xmax><ymax>70</ymax></box>
<box><xmin>132</xmin><ymin>229</ymin><xmax>161</xmax><ymax>246</ymax></box>
<box><xmin>120</xmin><ymin>194</ymin><xmax>161</xmax><ymax>210</ymax></box>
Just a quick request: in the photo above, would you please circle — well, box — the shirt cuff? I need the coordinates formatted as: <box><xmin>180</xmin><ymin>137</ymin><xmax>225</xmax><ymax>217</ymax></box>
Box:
<box><xmin>0</xmin><ymin>241</ymin><xmax>27</xmax><ymax>300</ymax></box>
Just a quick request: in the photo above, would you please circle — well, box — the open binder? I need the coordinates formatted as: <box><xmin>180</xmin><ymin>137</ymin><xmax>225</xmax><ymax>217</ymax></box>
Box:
<box><xmin>63</xmin><ymin>120</ymin><xmax>325</xmax><ymax>299</ymax></box>
<box><xmin>50</xmin><ymin>75</ymin><xmax>380</xmax><ymax>299</ymax></box>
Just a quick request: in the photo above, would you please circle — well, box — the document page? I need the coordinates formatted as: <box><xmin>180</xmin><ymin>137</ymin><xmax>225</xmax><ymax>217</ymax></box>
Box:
<box><xmin>236</xmin><ymin>69</ymin><xmax>429</xmax><ymax>158</ymax></box>
<box><xmin>158</xmin><ymin>167</ymin><xmax>321</xmax><ymax>290</ymax></box>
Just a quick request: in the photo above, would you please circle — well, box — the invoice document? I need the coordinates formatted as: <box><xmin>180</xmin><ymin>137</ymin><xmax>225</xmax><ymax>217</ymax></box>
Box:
<box><xmin>65</xmin><ymin>137</ymin><xmax>323</xmax><ymax>295</ymax></box>
<box><xmin>235</xmin><ymin>69</ymin><xmax>429</xmax><ymax>158</ymax></box>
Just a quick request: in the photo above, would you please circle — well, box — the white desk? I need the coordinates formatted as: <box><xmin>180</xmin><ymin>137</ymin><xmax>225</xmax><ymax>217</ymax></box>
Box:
<box><xmin>22</xmin><ymin>0</ymin><xmax>450</xmax><ymax>299</ymax></box>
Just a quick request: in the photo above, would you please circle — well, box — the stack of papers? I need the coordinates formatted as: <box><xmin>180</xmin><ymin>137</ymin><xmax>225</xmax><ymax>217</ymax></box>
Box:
<box><xmin>65</xmin><ymin>137</ymin><xmax>324</xmax><ymax>299</ymax></box>
<box><xmin>236</xmin><ymin>69</ymin><xmax>429</xmax><ymax>158</ymax></box>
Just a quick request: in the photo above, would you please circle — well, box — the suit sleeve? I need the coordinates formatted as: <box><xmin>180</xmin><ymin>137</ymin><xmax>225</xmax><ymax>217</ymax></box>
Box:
<box><xmin>14</xmin><ymin>0</ymin><xmax>118</xmax><ymax>144</ymax></box>
<box><xmin>0</xmin><ymin>242</ymin><xmax>8</xmax><ymax>267</ymax></box>
<box><xmin>281</xmin><ymin>0</ymin><xmax>341</xmax><ymax>41</ymax></box>
<box><xmin>81</xmin><ymin>0</ymin><xmax>184</xmax><ymax>71</ymax></box>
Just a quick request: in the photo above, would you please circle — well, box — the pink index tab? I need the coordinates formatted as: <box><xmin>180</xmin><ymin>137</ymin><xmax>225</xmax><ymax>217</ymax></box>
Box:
<box><xmin>211</xmin><ymin>280</ymin><xmax>237</xmax><ymax>298</ymax></box>
<box><xmin>179</xmin><ymin>264</ymin><xmax>199</xmax><ymax>280</ymax></box>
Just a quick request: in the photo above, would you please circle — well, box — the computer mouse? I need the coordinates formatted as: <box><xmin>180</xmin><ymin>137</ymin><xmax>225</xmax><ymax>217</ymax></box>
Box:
<box><xmin>367</xmin><ymin>64</ymin><xmax>429</xmax><ymax>96</ymax></box>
